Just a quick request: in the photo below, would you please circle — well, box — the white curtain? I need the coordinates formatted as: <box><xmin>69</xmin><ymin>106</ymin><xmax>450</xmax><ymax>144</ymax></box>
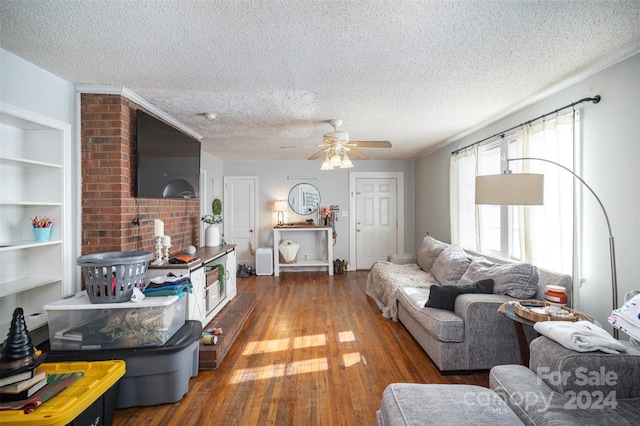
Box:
<box><xmin>515</xmin><ymin>111</ymin><xmax>577</xmax><ymax>273</ymax></box>
<box><xmin>450</xmin><ymin>148</ymin><xmax>478</xmax><ymax>250</ymax></box>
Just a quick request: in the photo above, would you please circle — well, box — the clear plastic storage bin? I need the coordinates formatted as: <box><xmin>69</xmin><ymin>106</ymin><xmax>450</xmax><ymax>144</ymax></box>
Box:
<box><xmin>44</xmin><ymin>291</ymin><xmax>186</xmax><ymax>350</ymax></box>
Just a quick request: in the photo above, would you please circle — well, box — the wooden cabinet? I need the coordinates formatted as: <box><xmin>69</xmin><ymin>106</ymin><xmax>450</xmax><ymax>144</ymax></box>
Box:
<box><xmin>147</xmin><ymin>246</ymin><xmax>236</xmax><ymax>327</ymax></box>
<box><xmin>273</xmin><ymin>226</ymin><xmax>333</xmax><ymax>276</ymax></box>
<box><xmin>0</xmin><ymin>102</ymin><xmax>73</xmax><ymax>332</ymax></box>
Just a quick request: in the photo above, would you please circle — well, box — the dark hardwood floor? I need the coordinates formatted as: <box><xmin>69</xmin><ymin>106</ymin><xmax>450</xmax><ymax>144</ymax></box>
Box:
<box><xmin>112</xmin><ymin>271</ymin><xmax>488</xmax><ymax>425</ymax></box>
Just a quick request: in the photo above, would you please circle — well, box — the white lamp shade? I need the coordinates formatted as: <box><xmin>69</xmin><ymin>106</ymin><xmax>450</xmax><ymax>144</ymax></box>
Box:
<box><xmin>475</xmin><ymin>173</ymin><xmax>544</xmax><ymax>205</ymax></box>
<box><xmin>274</xmin><ymin>200</ymin><xmax>288</xmax><ymax>212</ymax></box>
<box><xmin>329</xmin><ymin>153</ymin><xmax>342</xmax><ymax>167</ymax></box>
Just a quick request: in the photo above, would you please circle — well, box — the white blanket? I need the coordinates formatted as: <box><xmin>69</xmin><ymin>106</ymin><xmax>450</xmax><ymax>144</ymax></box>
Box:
<box><xmin>534</xmin><ymin>320</ymin><xmax>627</xmax><ymax>354</ymax></box>
<box><xmin>365</xmin><ymin>261</ymin><xmax>437</xmax><ymax>321</ymax></box>
<box><xmin>278</xmin><ymin>240</ymin><xmax>300</xmax><ymax>263</ymax></box>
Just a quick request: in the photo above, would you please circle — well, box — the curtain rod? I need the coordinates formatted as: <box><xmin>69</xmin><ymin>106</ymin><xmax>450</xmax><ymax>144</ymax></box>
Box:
<box><xmin>451</xmin><ymin>95</ymin><xmax>601</xmax><ymax>155</ymax></box>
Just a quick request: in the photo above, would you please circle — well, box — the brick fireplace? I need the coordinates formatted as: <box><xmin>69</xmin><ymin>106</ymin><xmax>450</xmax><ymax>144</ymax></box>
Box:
<box><xmin>80</xmin><ymin>93</ymin><xmax>199</xmax><ymax>257</ymax></box>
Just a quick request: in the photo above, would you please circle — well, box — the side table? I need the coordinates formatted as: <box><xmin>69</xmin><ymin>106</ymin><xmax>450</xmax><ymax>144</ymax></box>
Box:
<box><xmin>499</xmin><ymin>302</ymin><xmax>537</xmax><ymax>366</ymax></box>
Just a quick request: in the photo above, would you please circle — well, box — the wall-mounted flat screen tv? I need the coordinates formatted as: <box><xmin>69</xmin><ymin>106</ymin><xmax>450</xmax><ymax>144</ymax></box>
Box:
<box><xmin>136</xmin><ymin>110</ymin><xmax>200</xmax><ymax>198</ymax></box>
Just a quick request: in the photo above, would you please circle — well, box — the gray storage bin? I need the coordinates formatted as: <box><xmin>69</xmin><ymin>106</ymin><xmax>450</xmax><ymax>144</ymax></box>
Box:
<box><xmin>44</xmin><ymin>320</ymin><xmax>201</xmax><ymax>408</ymax></box>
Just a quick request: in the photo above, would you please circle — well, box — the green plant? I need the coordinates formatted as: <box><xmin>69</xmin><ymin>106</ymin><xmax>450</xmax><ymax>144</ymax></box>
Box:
<box><xmin>212</xmin><ymin>198</ymin><xmax>222</xmax><ymax>216</ymax></box>
<box><xmin>201</xmin><ymin>198</ymin><xmax>223</xmax><ymax>225</ymax></box>
<box><xmin>217</xmin><ymin>263</ymin><xmax>225</xmax><ymax>296</ymax></box>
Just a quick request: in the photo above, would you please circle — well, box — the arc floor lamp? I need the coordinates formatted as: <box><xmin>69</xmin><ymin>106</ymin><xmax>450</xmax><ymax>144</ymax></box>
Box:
<box><xmin>475</xmin><ymin>157</ymin><xmax>619</xmax><ymax>338</ymax></box>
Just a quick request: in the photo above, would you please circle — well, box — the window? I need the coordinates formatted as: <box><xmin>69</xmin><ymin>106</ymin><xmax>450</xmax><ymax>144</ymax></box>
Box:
<box><xmin>451</xmin><ymin>111</ymin><xmax>579</xmax><ymax>274</ymax></box>
<box><xmin>477</xmin><ymin>139</ymin><xmax>522</xmax><ymax>259</ymax></box>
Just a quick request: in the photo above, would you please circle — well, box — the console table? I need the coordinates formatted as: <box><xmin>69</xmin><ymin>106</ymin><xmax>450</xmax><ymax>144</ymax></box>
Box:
<box><xmin>273</xmin><ymin>226</ymin><xmax>333</xmax><ymax>276</ymax></box>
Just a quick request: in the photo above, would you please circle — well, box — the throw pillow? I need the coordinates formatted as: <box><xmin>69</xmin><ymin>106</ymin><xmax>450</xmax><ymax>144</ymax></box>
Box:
<box><xmin>458</xmin><ymin>257</ymin><xmax>539</xmax><ymax>299</ymax></box>
<box><xmin>430</xmin><ymin>245</ymin><xmax>472</xmax><ymax>285</ymax></box>
<box><xmin>416</xmin><ymin>236</ymin><xmax>448</xmax><ymax>272</ymax></box>
<box><xmin>426</xmin><ymin>279</ymin><xmax>495</xmax><ymax>311</ymax></box>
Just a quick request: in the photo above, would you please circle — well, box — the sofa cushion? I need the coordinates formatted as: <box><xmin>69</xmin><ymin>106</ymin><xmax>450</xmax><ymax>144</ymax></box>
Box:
<box><xmin>430</xmin><ymin>245</ymin><xmax>472</xmax><ymax>285</ymax></box>
<box><xmin>426</xmin><ymin>279</ymin><xmax>495</xmax><ymax>311</ymax></box>
<box><xmin>397</xmin><ymin>287</ymin><xmax>464</xmax><ymax>342</ymax></box>
<box><xmin>529</xmin><ymin>336</ymin><xmax>640</xmax><ymax>398</ymax></box>
<box><xmin>417</xmin><ymin>236</ymin><xmax>447</xmax><ymax>272</ymax></box>
<box><xmin>378</xmin><ymin>383</ymin><xmax>525</xmax><ymax>426</ymax></box>
<box><xmin>458</xmin><ymin>257</ymin><xmax>539</xmax><ymax>299</ymax></box>
<box><xmin>491</xmin><ymin>364</ymin><xmax>640</xmax><ymax>426</ymax></box>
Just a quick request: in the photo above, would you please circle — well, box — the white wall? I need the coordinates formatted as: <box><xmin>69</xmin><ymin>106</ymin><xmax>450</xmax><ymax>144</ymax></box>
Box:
<box><xmin>1</xmin><ymin>49</ymin><xmax>76</xmax><ymax>124</ymax></box>
<box><xmin>415</xmin><ymin>52</ymin><xmax>640</xmax><ymax>330</ymax></box>
<box><xmin>200</xmin><ymin>150</ymin><xmax>224</xmax><ymax>245</ymax></box>
<box><xmin>223</xmin><ymin>160</ymin><xmax>415</xmax><ymax>264</ymax></box>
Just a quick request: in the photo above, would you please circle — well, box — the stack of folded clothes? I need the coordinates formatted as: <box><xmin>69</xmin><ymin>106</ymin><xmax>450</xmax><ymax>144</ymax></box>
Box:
<box><xmin>144</xmin><ymin>273</ymin><xmax>193</xmax><ymax>297</ymax></box>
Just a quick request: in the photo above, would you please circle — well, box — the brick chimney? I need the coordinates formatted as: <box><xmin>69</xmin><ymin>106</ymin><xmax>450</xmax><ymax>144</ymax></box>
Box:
<box><xmin>80</xmin><ymin>93</ymin><xmax>199</xmax><ymax>256</ymax></box>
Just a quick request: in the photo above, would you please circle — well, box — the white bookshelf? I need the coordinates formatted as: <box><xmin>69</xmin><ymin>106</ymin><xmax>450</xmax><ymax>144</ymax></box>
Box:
<box><xmin>0</xmin><ymin>102</ymin><xmax>73</xmax><ymax>331</ymax></box>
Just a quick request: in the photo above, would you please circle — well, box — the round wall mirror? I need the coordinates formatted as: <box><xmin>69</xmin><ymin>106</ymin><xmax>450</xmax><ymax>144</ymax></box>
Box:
<box><xmin>288</xmin><ymin>183</ymin><xmax>321</xmax><ymax>215</ymax></box>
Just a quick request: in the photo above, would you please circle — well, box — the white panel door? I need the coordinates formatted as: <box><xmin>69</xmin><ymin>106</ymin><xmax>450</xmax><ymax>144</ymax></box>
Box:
<box><xmin>355</xmin><ymin>178</ymin><xmax>397</xmax><ymax>269</ymax></box>
<box><xmin>224</xmin><ymin>177</ymin><xmax>257</xmax><ymax>267</ymax></box>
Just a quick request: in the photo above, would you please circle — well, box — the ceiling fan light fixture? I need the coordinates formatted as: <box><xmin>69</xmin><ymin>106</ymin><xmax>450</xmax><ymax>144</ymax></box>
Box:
<box><xmin>329</xmin><ymin>152</ymin><xmax>342</xmax><ymax>167</ymax></box>
<box><xmin>315</xmin><ymin>119</ymin><xmax>390</xmax><ymax>170</ymax></box>
<box><xmin>340</xmin><ymin>153</ymin><xmax>354</xmax><ymax>168</ymax></box>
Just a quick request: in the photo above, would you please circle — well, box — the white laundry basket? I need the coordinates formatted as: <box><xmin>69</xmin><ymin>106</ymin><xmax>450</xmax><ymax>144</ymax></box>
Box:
<box><xmin>255</xmin><ymin>248</ymin><xmax>273</xmax><ymax>276</ymax></box>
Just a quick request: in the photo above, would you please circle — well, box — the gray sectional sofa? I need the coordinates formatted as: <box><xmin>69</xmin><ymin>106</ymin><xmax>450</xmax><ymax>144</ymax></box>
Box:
<box><xmin>377</xmin><ymin>336</ymin><xmax>640</xmax><ymax>425</ymax></box>
<box><xmin>366</xmin><ymin>236</ymin><xmax>572</xmax><ymax>371</ymax></box>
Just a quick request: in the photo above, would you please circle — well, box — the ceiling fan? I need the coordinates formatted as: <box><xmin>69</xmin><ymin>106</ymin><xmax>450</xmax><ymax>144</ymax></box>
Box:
<box><xmin>308</xmin><ymin>119</ymin><xmax>391</xmax><ymax>169</ymax></box>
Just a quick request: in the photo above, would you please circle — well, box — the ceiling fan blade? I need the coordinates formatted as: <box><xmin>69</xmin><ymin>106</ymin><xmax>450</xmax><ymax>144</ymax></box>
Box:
<box><xmin>347</xmin><ymin>141</ymin><xmax>392</xmax><ymax>148</ymax></box>
<box><xmin>308</xmin><ymin>148</ymin><xmax>328</xmax><ymax>160</ymax></box>
<box><xmin>346</xmin><ymin>148</ymin><xmax>369</xmax><ymax>160</ymax></box>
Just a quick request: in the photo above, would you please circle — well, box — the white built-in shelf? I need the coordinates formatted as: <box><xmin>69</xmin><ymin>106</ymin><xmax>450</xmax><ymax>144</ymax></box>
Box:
<box><xmin>0</xmin><ymin>155</ymin><xmax>62</xmax><ymax>168</ymax></box>
<box><xmin>26</xmin><ymin>313</ymin><xmax>49</xmax><ymax>330</ymax></box>
<box><xmin>0</xmin><ymin>102</ymin><xmax>72</xmax><ymax>333</ymax></box>
<box><xmin>0</xmin><ymin>201</ymin><xmax>63</xmax><ymax>206</ymax></box>
<box><xmin>0</xmin><ymin>240</ymin><xmax>61</xmax><ymax>252</ymax></box>
<box><xmin>0</xmin><ymin>277</ymin><xmax>61</xmax><ymax>298</ymax></box>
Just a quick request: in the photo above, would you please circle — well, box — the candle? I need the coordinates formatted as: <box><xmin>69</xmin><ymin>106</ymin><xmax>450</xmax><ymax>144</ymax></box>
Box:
<box><xmin>154</xmin><ymin>219</ymin><xmax>164</xmax><ymax>237</ymax></box>
<box><xmin>162</xmin><ymin>235</ymin><xmax>171</xmax><ymax>246</ymax></box>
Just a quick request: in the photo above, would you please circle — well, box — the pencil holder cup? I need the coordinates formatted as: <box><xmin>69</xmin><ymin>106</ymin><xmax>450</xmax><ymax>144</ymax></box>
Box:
<box><xmin>34</xmin><ymin>227</ymin><xmax>52</xmax><ymax>242</ymax></box>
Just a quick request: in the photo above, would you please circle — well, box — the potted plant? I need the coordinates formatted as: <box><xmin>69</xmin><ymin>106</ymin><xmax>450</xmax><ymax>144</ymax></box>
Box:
<box><xmin>201</xmin><ymin>198</ymin><xmax>223</xmax><ymax>246</ymax></box>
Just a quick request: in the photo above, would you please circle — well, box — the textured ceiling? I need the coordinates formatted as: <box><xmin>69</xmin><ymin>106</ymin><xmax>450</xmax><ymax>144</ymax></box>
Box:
<box><xmin>1</xmin><ymin>1</ymin><xmax>639</xmax><ymax>161</ymax></box>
